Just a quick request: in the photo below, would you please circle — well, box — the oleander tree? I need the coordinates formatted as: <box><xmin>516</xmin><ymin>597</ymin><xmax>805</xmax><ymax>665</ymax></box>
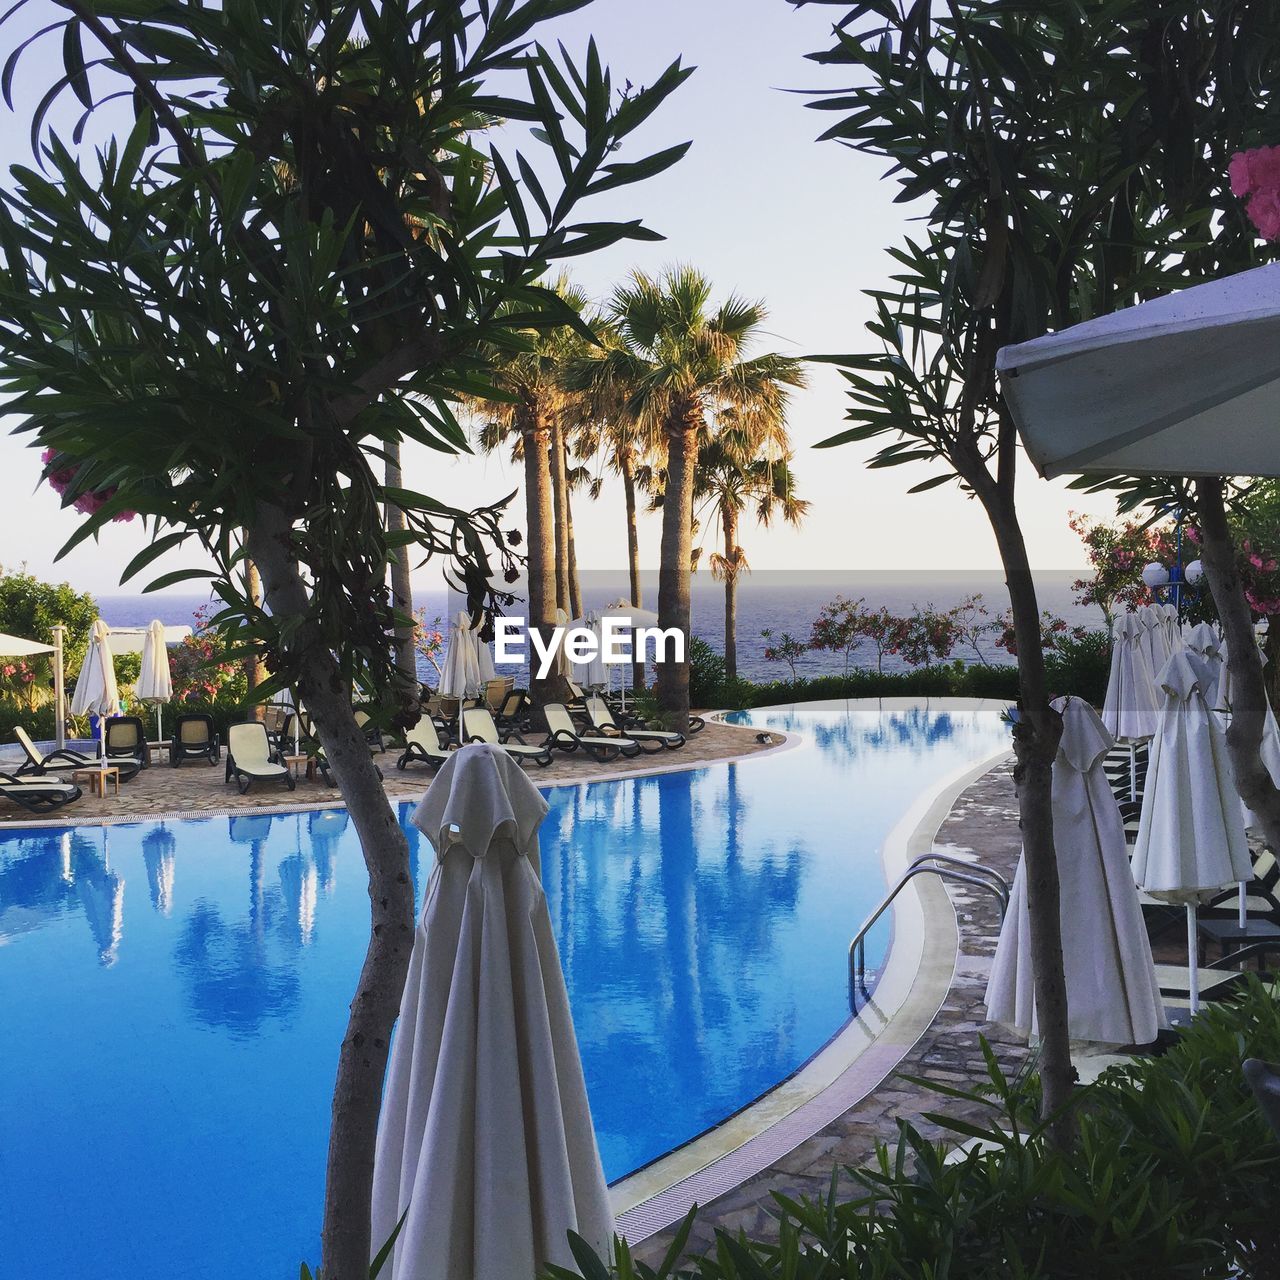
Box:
<box><xmin>0</xmin><ymin>2</ymin><xmax>689</xmax><ymax>1273</ymax></box>
<box><xmin>800</xmin><ymin>0</ymin><xmax>1160</xmax><ymax>1138</ymax></box>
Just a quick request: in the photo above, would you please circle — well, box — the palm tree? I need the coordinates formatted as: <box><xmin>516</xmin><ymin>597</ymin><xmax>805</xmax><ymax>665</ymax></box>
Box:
<box><xmin>576</xmin><ymin>267</ymin><xmax>804</xmax><ymax>727</ymax></box>
<box><xmin>696</xmin><ymin>432</ymin><xmax>809</xmax><ymax>682</ymax></box>
<box><xmin>473</xmin><ymin>280</ymin><xmax>591</xmax><ymax>716</ymax></box>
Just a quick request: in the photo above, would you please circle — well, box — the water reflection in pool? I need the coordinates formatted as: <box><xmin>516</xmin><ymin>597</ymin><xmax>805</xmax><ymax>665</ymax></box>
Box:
<box><xmin>0</xmin><ymin>698</ymin><xmax>1008</xmax><ymax>1280</ymax></box>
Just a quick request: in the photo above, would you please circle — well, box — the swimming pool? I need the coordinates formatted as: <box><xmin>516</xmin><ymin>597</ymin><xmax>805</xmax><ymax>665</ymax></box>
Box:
<box><xmin>0</xmin><ymin>699</ymin><xmax>1009</xmax><ymax>1279</ymax></box>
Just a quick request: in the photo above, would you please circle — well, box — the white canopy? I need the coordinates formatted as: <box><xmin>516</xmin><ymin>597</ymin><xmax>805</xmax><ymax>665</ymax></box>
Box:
<box><xmin>70</xmin><ymin>619</ymin><xmax>120</xmax><ymax>721</ymax></box>
<box><xmin>372</xmin><ymin>744</ymin><xmax>612</xmax><ymax>1280</ymax></box>
<box><xmin>998</xmin><ymin>261</ymin><xmax>1280</xmax><ymax>478</ymax></box>
<box><xmin>1136</xmin><ymin>604</ymin><xmax>1171</xmax><ymax>689</ymax></box>
<box><xmin>1132</xmin><ymin>650</ymin><xmax>1253</xmax><ymax>1013</ymax></box>
<box><xmin>1184</xmin><ymin>622</ymin><xmax>1224</xmax><ymax>709</ymax></box>
<box><xmin>0</xmin><ymin>632</ymin><xmax>53</xmax><ymax>657</ymax></box>
<box><xmin>986</xmin><ymin>697</ymin><xmax>1166</xmax><ymax>1045</ymax></box>
<box><xmin>137</xmin><ymin>620</ymin><xmax>173</xmax><ymax>704</ymax></box>
<box><xmin>1102</xmin><ymin>612</ymin><xmax>1159</xmax><ymax>742</ymax></box>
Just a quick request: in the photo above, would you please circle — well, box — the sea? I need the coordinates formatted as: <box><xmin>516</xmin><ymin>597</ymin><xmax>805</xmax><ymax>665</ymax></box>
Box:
<box><xmin>98</xmin><ymin>569</ymin><xmax>1099</xmax><ymax>687</ymax></box>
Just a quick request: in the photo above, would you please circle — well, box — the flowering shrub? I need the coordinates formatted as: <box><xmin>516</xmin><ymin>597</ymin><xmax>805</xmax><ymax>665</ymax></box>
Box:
<box><xmin>169</xmin><ymin>606</ymin><xmax>246</xmax><ymax>705</ymax></box>
<box><xmin>41</xmin><ymin>448</ymin><xmax>135</xmax><ymax>522</ymax></box>
<box><xmin>1231</xmin><ymin>145</ymin><xmax>1280</xmax><ymax>241</ymax></box>
<box><xmin>760</xmin><ymin>627</ymin><xmax>808</xmax><ymax>680</ymax></box>
<box><xmin>890</xmin><ymin>603</ymin><xmax>958</xmax><ymax>668</ymax></box>
<box><xmin>1069</xmin><ymin>512</ymin><xmax>1171</xmax><ymax>627</ymax></box>
<box><xmin>412</xmin><ymin>609</ymin><xmax>445</xmax><ymax>682</ymax></box>
<box><xmin>995</xmin><ymin>608</ymin><xmax>1087</xmax><ymax>657</ymax></box>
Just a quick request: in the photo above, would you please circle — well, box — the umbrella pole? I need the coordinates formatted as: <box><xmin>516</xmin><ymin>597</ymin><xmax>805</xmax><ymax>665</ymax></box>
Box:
<box><xmin>1129</xmin><ymin>742</ymin><xmax>1138</xmax><ymax>801</ymax></box>
<box><xmin>1186</xmin><ymin>903</ymin><xmax>1200</xmax><ymax>1017</ymax></box>
<box><xmin>1239</xmin><ymin>882</ymin><xmax>1249</xmax><ymax>931</ymax></box>
<box><xmin>52</xmin><ymin>625</ymin><xmax>66</xmax><ymax>751</ymax></box>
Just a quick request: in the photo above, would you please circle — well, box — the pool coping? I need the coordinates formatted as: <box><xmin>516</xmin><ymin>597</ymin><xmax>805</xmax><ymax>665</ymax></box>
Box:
<box><xmin>610</xmin><ymin>711</ymin><xmax>1013</xmax><ymax>1242</ymax></box>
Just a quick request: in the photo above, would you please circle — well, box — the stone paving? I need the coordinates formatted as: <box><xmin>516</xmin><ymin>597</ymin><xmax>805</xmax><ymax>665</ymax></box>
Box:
<box><xmin>633</xmin><ymin>760</ymin><xmax>1032</xmax><ymax>1261</ymax></box>
<box><xmin>0</xmin><ymin>716</ymin><xmax>779</xmax><ymax>824</ymax></box>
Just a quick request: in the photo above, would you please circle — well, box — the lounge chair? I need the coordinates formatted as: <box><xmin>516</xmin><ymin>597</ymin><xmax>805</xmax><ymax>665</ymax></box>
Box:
<box><xmin>12</xmin><ymin>725</ymin><xmax>140</xmax><ymax>782</ymax></box>
<box><xmin>483</xmin><ymin>677</ymin><xmax>513</xmax><ymax>713</ymax></box>
<box><xmin>396</xmin><ymin>718</ymin><xmax>454</xmax><ymax>772</ymax></box>
<box><xmin>0</xmin><ymin>770</ymin><xmax>82</xmax><ymax>813</ymax></box>
<box><xmin>494</xmin><ymin>689</ymin><xmax>529</xmax><ymax>734</ymax></box>
<box><xmin>353</xmin><ymin>710</ymin><xmax>386</xmax><ymax>753</ymax></box>
<box><xmin>460</xmin><ymin>706</ymin><xmax>552</xmax><ymax>768</ymax></box>
<box><xmin>543</xmin><ymin>702</ymin><xmax>640</xmax><ymax>762</ymax></box>
<box><xmin>225</xmin><ymin>722</ymin><xmax>295</xmax><ymax>794</ymax></box>
<box><xmin>261</xmin><ymin>704</ymin><xmax>289</xmax><ymax>751</ymax></box>
<box><xmin>584</xmin><ymin>695</ymin><xmax>685</xmax><ymax>753</ymax></box>
<box><xmin>105</xmin><ymin>715</ymin><xmax>149</xmax><ymax>769</ymax></box>
<box><xmin>1204</xmin><ymin>847</ymin><xmax>1280</xmax><ymax>922</ymax></box>
<box><xmin>171</xmin><ymin>714</ymin><xmax>220</xmax><ymax>767</ymax></box>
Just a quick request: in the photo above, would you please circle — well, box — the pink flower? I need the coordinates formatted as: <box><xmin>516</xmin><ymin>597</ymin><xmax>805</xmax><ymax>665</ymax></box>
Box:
<box><xmin>1230</xmin><ymin>147</ymin><xmax>1280</xmax><ymax>242</ymax></box>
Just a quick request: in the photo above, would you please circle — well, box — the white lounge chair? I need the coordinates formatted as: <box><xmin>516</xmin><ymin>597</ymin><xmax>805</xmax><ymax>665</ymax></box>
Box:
<box><xmin>225</xmin><ymin>722</ymin><xmax>295</xmax><ymax>794</ymax></box>
<box><xmin>0</xmin><ymin>769</ymin><xmax>82</xmax><ymax>813</ymax></box>
<box><xmin>584</xmin><ymin>695</ymin><xmax>685</xmax><ymax>753</ymax></box>
<box><xmin>397</xmin><ymin>719</ymin><xmax>454</xmax><ymax>772</ymax></box>
<box><xmin>460</xmin><ymin>707</ymin><xmax>552</xmax><ymax>768</ymax></box>
<box><xmin>543</xmin><ymin>702</ymin><xmax>640</xmax><ymax>762</ymax></box>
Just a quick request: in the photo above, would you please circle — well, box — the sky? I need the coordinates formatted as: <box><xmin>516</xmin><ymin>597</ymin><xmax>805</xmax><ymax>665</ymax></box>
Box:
<box><xmin>0</xmin><ymin>0</ymin><xmax>1121</xmax><ymax>597</ymax></box>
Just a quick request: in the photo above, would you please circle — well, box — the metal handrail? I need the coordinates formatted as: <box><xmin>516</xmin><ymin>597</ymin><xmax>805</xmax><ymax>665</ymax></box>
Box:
<box><xmin>848</xmin><ymin>858</ymin><xmax>1010</xmax><ymax>1011</ymax></box>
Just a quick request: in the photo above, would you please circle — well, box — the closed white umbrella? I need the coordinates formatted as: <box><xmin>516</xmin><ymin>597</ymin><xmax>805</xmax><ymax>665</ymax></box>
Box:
<box><xmin>1157</xmin><ymin>603</ymin><xmax>1184</xmax><ymax>657</ymax></box>
<box><xmin>1102</xmin><ymin>612</ymin><xmax>1160</xmax><ymax>744</ymax></box>
<box><xmin>438</xmin><ymin>612</ymin><xmax>482</xmax><ymax>699</ymax></box>
<box><xmin>1184</xmin><ymin>621</ymin><xmax>1224</xmax><ymax>709</ymax></box>
<box><xmin>372</xmin><ymin>744</ymin><xmax>612</xmax><ymax>1280</ymax></box>
<box><xmin>474</xmin><ymin>627</ymin><xmax>497</xmax><ymax>686</ymax></box>
<box><xmin>1136</xmin><ymin>604</ymin><xmax>1171</xmax><ymax>688</ymax></box>
<box><xmin>987</xmin><ymin>697</ymin><xmax>1166</xmax><ymax>1045</ymax></box>
<box><xmin>70</xmin><ymin>619</ymin><xmax>119</xmax><ymax>768</ymax></box>
<box><xmin>998</xmin><ymin>261</ymin><xmax>1280</xmax><ymax>479</ymax></box>
<box><xmin>137</xmin><ymin>619</ymin><xmax>173</xmax><ymax>744</ymax></box>
<box><xmin>1132</xmin><ymin>650</ymin><xmax>1253</xmax><ymax>1015</ymax></box>
<box><xmin>601</xmin><ymin>601</ymin><xmax>661</xmax><ymax>708</ymax></box>
<box><xmin>568</xmin><ymin>610</ymin><xmax>608</xmax><ymax>690</ymax></box>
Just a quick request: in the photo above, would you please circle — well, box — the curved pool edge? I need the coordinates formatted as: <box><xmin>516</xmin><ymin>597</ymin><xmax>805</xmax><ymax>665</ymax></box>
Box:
<box><xmin>611</xmin><ymin>737</ymin><xmax>1013</xmax><ymax>1244</ymax></box>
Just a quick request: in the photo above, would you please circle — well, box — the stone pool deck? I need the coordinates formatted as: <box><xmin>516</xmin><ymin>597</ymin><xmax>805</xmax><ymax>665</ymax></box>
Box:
<box><xmin>0</xmin><ymin>716</ymin><xmax>779</xmax><ymax>823</ymax></box>
<box><xmin>632</xmin><ymin>759</ymin><xmax>1032</xmax><ymax>1261</ymax></box>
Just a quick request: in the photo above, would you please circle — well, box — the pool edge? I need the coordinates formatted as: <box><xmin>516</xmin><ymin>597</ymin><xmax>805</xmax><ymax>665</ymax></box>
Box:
<box><xmin>609</xmin><ymin>738</ymin><xmax>1013</xmax><ymax>1243</ymax></box>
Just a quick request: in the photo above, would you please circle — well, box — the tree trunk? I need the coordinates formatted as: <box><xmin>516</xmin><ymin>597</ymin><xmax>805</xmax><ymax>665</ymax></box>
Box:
<box><xmin>550</xmin><ymin>418</ymin><xmax>570</xmax><ymax>615</ymax></box>
<box><xmin>523</xmin><ymin>407</ymin><xmax>567</xmax><ymax>724</ymax></box>
<box><xmin>621</xmin><ymin>449</ymin><xmax>645</xmax><ymax>693</ymax></box>
<box><xmin>244</xmin><ymin>501</ymin><xmax>415</xmax><ymax>1280</ymax></box>
<box><xmin>656</xmin><ymin>412</ymin><xmax>697</xmax><ymax>729</ymax></box>
<box><xmin>384</xmin><ymin>440</ymin><xmax>417</xmax><ymax>706</ymax></box>
<box><xmin>566</xmin><ymin>479</ymin><xmax>582</xmax><ymax>620</ymax></box>
<box><xmin>722</xmin><ymin>497</ymin><xmax>739</xmax><ymax>682</ymax></box>
<box><xmin>1194</xmin><ymin>477</ymin><xmax>1280</xmax><ymax>852</ymax></box>
<box><xmin>243</xmin><ymin>556</ymin><xmax>267</xmax><ymax>718</ymax></box>
<box><xmin>978</xmin><ymin>484</ymin><xmax>1074</xmax><ymax>1147</ymax></box>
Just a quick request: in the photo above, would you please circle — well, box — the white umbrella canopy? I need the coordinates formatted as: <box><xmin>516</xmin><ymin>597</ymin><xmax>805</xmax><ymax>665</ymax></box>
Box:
<box><xmin>1184</xmin><ymin>621</ymin><xmax>1224</xmax><ymax>709</ymax></box>
<box><xmin>1132</xmin><ymin>650</ymin><xmax>1253</xmax><ymax>1013</ymax></box>
<box><xmin>1102</xmin><ymin>612</ymin><xmax>1160</xmax><ymax>743</ymax></box>
<box><xmin>372</xmin><ymin>744</ymin><xmax>612</xmax><ymax>1280</ymax></box>
<box><xmin>70</xmin><ymin>619</ymin><xmax>120</xmax><ymax>763</ymax></box>
<box><xmin>0</xmin><ymin>633</ymin><xmax>53</xmax><ymax>657</ymax></box>
<box><xmin>1157</xmin><ymin>603</ymin><xmax>1184</xmax><ymax>656</ymax></box>
<box><xmin>986</xmin><ymin>697</ymin><xmax>1166</xmax><ymax>1045</ymax></box>
<box><xmin>998</xmin><ymin>261</ymin><xmax>1280</xmax><ymax>479</ymax></box>
<box><xmin>137</xmin><ymin>619</ymin><xmax>173</xmax><ymax>742</ymax></box>
<box><xmin>438</xmin><ymin>612</ymin><xmax>482</xmax><ymax>699</ymax></box>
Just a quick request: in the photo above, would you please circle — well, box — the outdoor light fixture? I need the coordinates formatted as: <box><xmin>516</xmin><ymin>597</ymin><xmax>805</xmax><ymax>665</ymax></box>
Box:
<box><xmin>1185</xmin><ymin>559</ymin><xmax>1205</xmax><ymax>586</ymax></box>
<box><xmin>1142</xmin><ymin>517</ymin><xmax>1203</xmax><ymax>619</ymax></box>
<box><xmin>1141</xmin><ymin>561</ymin><xmax>1172</xmax><ymax>589</ymax></box>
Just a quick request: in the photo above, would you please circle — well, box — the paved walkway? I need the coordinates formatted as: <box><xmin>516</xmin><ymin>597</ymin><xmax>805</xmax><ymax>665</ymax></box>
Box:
<box><xmin>0</xmin><ymin>717</ymin><xmax>778</xmax><ymax>824</ymax></box>
<box><xmin>634</xmin><ymin>760</ymin><xmax>1031</xmax><ymax>1260</ymax></box>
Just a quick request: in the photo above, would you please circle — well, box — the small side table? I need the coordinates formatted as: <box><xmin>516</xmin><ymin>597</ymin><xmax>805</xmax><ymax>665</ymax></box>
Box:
<box><xmin>72</xmin><ymin>766</ymin><xmax>121</xmax><ymax>798</ymax></box>
<box><xmin>1198</xmin><ymin>917</ymin><xmax>1280</xmax><ymax>969</ymax></box>
<box><xmin>282</xmin><ymin>753</ymin><xmax>312</xmax><ymax>781</ymax></box>
<box><xmin>146</xmin><ymin>740</ymin><xmax>170</xmax><ymax>765</ymax></box>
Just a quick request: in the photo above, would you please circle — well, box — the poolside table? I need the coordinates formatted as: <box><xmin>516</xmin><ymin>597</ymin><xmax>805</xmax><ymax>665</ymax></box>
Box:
<box><xmin>71</xmin><ymin>765</ymin><xmax>121</xmax><ymax>798</ymax></box>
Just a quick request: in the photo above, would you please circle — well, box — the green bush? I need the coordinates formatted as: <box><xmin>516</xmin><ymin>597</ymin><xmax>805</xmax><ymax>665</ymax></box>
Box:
<box><xmin>560</xmin><ymin>979</ymin><xmax>1280</xmax><ymax>1280</ymax></box>
<box><xmin>1044</xmin><ymin>630</ymin><xmax>1112</xmax><ymax>707</ymax></box>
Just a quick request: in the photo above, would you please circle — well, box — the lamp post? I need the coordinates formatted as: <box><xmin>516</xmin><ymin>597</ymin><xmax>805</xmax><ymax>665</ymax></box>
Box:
<box><xmin>1141</xmin><ymin>520</ymin><xmax>1205</xmax><ymax>622</ymax></box>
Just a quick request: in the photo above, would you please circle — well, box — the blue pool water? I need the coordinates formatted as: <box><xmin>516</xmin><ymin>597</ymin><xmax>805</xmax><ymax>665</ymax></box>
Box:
<box><xmin>0</xmin><ymin>699</ymin><xmax>1008</xmax><ymax>1279</ymax></box>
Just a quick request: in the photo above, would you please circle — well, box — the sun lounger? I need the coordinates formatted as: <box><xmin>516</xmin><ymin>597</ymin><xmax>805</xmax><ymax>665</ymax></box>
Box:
<box><xmin>494</xmin><ymin>689</ymin><xmax>529</xmax><ymax>734</ymax></box>
<box><xmin>584</xmin><ymin>695</ymin><xmax>685</xmax><ymax>753</ymax></box>
<box><xmin>225</xmin><ymin>722</ymin><xmax>295</xmax><ymax>794</ymax></box>
<box><xmin>0</xmin><ymin>770</ymin><xmax>82</xmax><ymax>813</ymax></box>
<box><xmin>105</xmin><ymin>715</ymin><xmax>149</xmax><ymax>769</ymax></box>
<box><xmin>13</xmin><ymin>725</ymin><xmax>140</xmax><ymax>782</ymax></box>
<box><xmin>397</xmin><ymin>718</ymin><xmax>454</xmax><ymax>772</ymax></box>
<box><xmin>460</xmin><ymin>706</ymin><xmax>552</xmax><ymax>768</ymax></box>
<box><xmin>543</xmin><ymin>702</ymin><xmax>640</xmax><ymax>762</ymax></box>
<box><xmin>353</xmin><ymin>709</ymin><xmax>386</xmax><ymax>753</ymax></box>
<box><xmin>171</xmin><ymin>714</ymin><xmax>220</xmax><ymax>767</ymax></box>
